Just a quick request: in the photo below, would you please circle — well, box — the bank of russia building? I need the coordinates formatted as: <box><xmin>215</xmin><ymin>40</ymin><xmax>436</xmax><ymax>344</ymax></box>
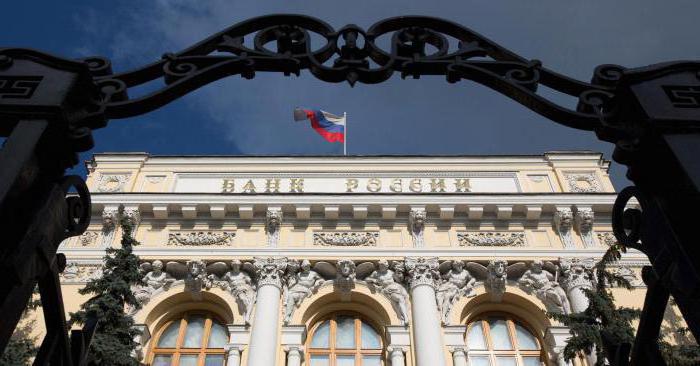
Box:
<box><xmin>58</xmin><ymin>152</ymin><xmax>648</xmax><ymax>366</ymax></box>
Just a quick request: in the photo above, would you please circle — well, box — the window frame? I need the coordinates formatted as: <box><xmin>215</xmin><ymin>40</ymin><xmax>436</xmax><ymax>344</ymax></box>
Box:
<box><xmin>306</xmin><ymin>312</ymin><xmax>385</xmax><ymax>366</ymax></box>
<box><xmin>149</xmin><ymin>312</ymin><xmax>228</xmax><ymax>366</ymax></box>
<box><xmin>465</xmin><ymin>313</ymin><xmax>546</xmax><ymax>366</ymax></box>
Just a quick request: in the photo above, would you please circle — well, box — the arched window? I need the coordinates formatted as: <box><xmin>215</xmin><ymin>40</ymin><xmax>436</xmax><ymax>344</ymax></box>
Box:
<box><xmin>466</xmin><ymin>316</ymin><xmax>544</xmax><ymax>366</ymax></box>
<box><xmin>307</xmin><ymin>313</ymin><xmax>384</xmax><ymax>366</ymax></box>
<box><xmin>150</xmin><ymin>313</ymin><xmax>229</xmax><ymax>366</ymax></box>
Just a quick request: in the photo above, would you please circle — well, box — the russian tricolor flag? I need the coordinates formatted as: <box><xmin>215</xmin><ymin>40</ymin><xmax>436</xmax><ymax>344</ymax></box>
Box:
<box><xmin>294</xmin><ymin>108</ymin><xmax>346</xmax><ymax>143</ymax></box>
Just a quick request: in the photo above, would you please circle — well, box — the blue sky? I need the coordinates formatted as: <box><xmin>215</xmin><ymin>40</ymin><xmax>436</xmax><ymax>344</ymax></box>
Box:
<box><xmin>3</xmin><ymin>1</ymin><xmax>700</xmax><ymax>187</ymax></box>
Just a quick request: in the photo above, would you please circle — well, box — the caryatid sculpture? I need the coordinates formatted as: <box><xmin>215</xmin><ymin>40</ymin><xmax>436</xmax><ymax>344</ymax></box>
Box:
<box><xmin>436</xmin><ymin>260</ymin><xmax>476</xmax><ymax>324</ymax></box>
<box><xmin>283</xmin><ymin>259</ymin><xmax>325</xmax><ymax>324</ymax></box>
<box><xmin>365</xmin><ymin>259</ymin><xmax>410</xmax><ymax>325</ymax></box>
<box><xmin>517</xmin><ymin>260</ymin><xmax>571</xmax><ymax>314</ymax></box>
<box><xmin>220</xmin><ymin>259</ymin><xmax>256</xmax><ymax>324</ymax></box>
<box><xmin>134</xmin><ymin>260</ymin><xmax>175</xmax><ymax>306</ymax></box>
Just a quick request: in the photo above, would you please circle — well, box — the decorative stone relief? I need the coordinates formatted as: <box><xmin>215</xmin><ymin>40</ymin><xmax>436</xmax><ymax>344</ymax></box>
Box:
<box><xmin>559</xmin><ymin>257</ymin><xmax>596</xmax><ymax>313</ymax></box>
<box><xmin>365</xmin><ymin>259</ymin><xmax>409</xmax><ymax>325</ymax></box>
<box><xmin>457</xmin><ymin>232</ymin><xmax>525</xmax><ymax>247</ymax></box>
<box><xmin>313</xmin><ymin>232</ymin><xmax>379</xmax><ymax>246</ymax></box>
<box><xmin>564</xmin><ymin>172</ymin><xmax>602</xmax><ymax>193</ymax></box>
<box><xmin>517</xmin><ymin>260</ymin><xmax>571</xmax><ymax>314</ymax></box>
<box><xmin>554</xmin><ymin>208</ymin><xmax>574</xmax><ymax>249</ymax></box>
<box><xmin>597</xmin><ymin>232</ymin><xmax>617</xmax><ymax>247</ymax></box>
<box><xmin>283</xmin><ymin>259</ymin><xmax>325</xmax><ymax>324</ymax></box>
<box><xmin>485</xmin><ymin>260</ymin><xmax>508</xmax><ymax>302</ymax></box>
<box><xmin>254</xmin><ymin>257</ymin><xmax>288</xmax><ymax>289</ymax></box>
<box><xmin>133</xmin><ymin>260</ymin><xmax>176</xmax><ymax>308</ymax></box>
<box><xmin>145</xmin><ymin>175</ymin><xmax>166</xmax><ymax>184</ymax></box>
<box><xmin>185</xmin><ymin>260</ymin><xmax>211</xmax><ymax>297</ymax></box>
<box><xmin>575</xmin><ymin>208</ymin><xmax>595</xmax><ymax>248</ymax></box>
<box><xmin>266</xmin><ymin>210</ymin><xmax>282</xmax><ymax>248</ymax></box>
<box><xmin>409</xmin><ymin>209</ymin><xmax>426</xmax><ymax>248</ymax></box>
<box><xmin>612</xmin><ymin>266</ymin><xmax>645</xmax><ymax>288</ymax></box>
<box><xmin>59</xmin><ymin>262</ymin><xmax>103</xmax><ymax>284</ymax></box>
<box><xmin>436</xmin><ymin>260</ymin><xmax>476</xmax><ymax>324</ymax></box>
<box><xmin>405</xmin><ymin>257</ymin><xmax>440</xmax><ymax>289</ymax></box>
<box><xmin>77</xmin><ymin>231</ymin><xmax>100</xmax><ymax>246</ymax></box>
<box><xmin>168</xmin><ymin>231</ymin><xmax>235</xmax><ymax>246</ymax></box>
<box><xmin>97</xmin><ymin>173</ymin><xmax>130</xmax><ymax>193</ymax></box>
<box><xmin>123</xmin><ymin>207</ymin><xmax>141</xmax><ymax>228</ymax></box>
<box><xmin>102</xmin><ymin>207</ymin><xmax>119</xmax><ymax>232</ymax></box>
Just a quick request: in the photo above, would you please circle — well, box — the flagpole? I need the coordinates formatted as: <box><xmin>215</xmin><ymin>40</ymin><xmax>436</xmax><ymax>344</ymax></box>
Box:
<box><xmin>343</xmin><ymin>112</ymin><xmax>347</xmax><ymax>156</ymax></box>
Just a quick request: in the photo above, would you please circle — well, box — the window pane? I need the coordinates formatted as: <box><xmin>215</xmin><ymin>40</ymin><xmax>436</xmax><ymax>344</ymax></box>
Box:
<box><xmin>496</xmin><ymin>357</ymin><xmax>517</xmax><ymax>366</ymax></box>
<box><xmin>336</xmin><ymin>316</ymin><xmax>356</xmax><ymax>349</ymax></box>
<box><xmin>178</xmin><ymin>355</ymin><xmax>199</xmax><ymax>366</ymax></box>
<box><xmin>469</xmin><ymin>356</ymin><xmax>491</xmax><ymax>366</ymax></box>
<box><xmin>157</xmin><ymin>322</ymin><xmax>180</xmax><ymax>348</ymax></box>
<box><xmin>152</xmin><ymin>355</ymin><xmax>172</xmax><ymax>366</ymax></box>
<box><xmin>311</xmin><ymin>321</ymin><xmax>330</xmax><ymax>348</ymax></box>
<box><xmin>361</xmin><ymin>321</ymin><xmax>381</xmax><ymax>349</ymax></box>
<box><xmin>514</xmin><ymin>323</ymin><xmax>539</xmax><ymax>350</ymax></box>
<box><xmin>522</xmin><ymin>357</ymin><xmax>542</xmax><ymax>366</ymax></box>
<box><xmin>309</xmin><ymin>354</ymin><xmax>330</xmax><ymax>366</ymax></box>
<box><xmin>337</xmin><ymin>355</ymin><xmax>355</xmax><ymax>366</ymax></box>
<box><xmin>208</xmin><ymin>321</ymin><xmax>228</xmax><ymax>348</ymax></box>
<box><xmin>204</xmin><ymin>354</ymin><xmax>226</xmax><ymax>366</ymax></box>
<box><xmin>467</xmin><ymin>322</ymin><xmax>487</xmax><ymax>350</ymax></box>
<box><xmin>183</xmin><ymin>316</ymin><xmax>206</xmax><ymax>348</ymax></box>
<box><xmin>363</xmin><ymin>355</ymin><xmax>382</xmax><ymax>366</ymax></box>
<box><xmin>487</xmin><ymin>318</ymin><xmax>513</xmax><ymax>350</ymax></box>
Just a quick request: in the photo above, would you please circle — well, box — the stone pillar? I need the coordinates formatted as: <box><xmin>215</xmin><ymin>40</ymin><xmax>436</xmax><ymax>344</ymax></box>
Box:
<box><xmin>386</xmin><ymin>325</ymin><xmax>411</xmax><ymax>366</ymax></box>
<box><xmin>131</xmin><ymin>324</ymin><xmax>150</xmax><ymax>361</ymax></box>
<box><xmin>546</xmin><ymin>326</ymin><xmax>574</xmax><ymax>366</ymax></box>
<box><xmin>450</xmin><ymin>348</ymin><xmax>468</xmax><ymax>366</ymax></box>
<box><xmin>246</xmin><ymin>257</ymin><xmax>288</xmax><ymax>366</ymax></box>
<box><xmin>226</xmin><ymin>324</ymin><xmax>250</xmax><ymax>366</ymax></box>
<box><xmin>387</xmin><ymin>346</ymin><xmax>406</xmax><ymax>366</ymax></box>
<box><xmin>444</xmin><ymin>326</ymin><xmax>468</xmax><ymax>366</ymax></box>
<box><xmin>559</xmin><ymin>257</ymin><xmax>596</xmax><ymax>313</ymax></box>
<box><xmin>281</xmin><ymin>325</ymin><xmax>306</xmax><ymax>366</ymax></box>
<box><xmin>405</xmin><ymin>257</ymin><xmax>447</xmax><ymax>366</ymax></box>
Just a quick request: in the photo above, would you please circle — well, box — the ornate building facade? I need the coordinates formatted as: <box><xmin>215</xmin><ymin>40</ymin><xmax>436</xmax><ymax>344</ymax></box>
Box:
<box><xmin>55</xmin><ymin>152</ymin><xmax>652</xmax><ymax>366</ymax></box>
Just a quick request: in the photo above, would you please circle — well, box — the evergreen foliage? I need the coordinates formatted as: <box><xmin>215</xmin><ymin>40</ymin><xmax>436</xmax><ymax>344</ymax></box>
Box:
<box><xmin>69</xmin><ymin>208</ymin><xmax>143</xmax><ymax>366</ymax></box>
<box><xmin>0</xmin><ymin>291</ymin><xmax>41</xmax><ymax>365</ymax></box>
<box><xmin>548</xmin><ymin>243</ymin><xmax>641</xmax><ymax>365</ymax></box>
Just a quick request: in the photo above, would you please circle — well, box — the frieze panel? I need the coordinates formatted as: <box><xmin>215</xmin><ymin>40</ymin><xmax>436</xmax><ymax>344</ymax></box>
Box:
<box><xmin>59</xmin><ymin>262</ymin><xmax>103</xmax><ymax>284</ymax></box>
<box><xmin>597</xmin><ymin>232</ymin><xmax>617</xmax><ymax>247</ymax></box>
<box><xmin>97</xmin><ymin>173</ymin><xmax>131</xmax><ymax>193</ymax></box>
<box><xmin>313</xmin><ymin>231</ymin><xmax>379</xmax><ymax>246</ymax></box>
<box><xmin>167</xmin><ymin>231</ymin><xmax>235</xmax><ymax>246</ymax></box>
<box><xmin>457</xmin><ymin>232</ymin><xmax>526</xmax><ymax>247</ymax></box>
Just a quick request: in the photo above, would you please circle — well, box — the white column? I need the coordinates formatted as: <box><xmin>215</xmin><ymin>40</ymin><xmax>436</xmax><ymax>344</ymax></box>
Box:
<box><xmin>281</xmin><ymin>325</ymin><xmax>307</xmax><ymax>366</ymax></box>
<box><xmin>559</xmin><ymin>257</ymin><xmax>596</xmax><ymax>313</ymax></box>
<box><xmin>450</xmin><ymin>347</ymin><xmax>468</xmax><ymax>366</ymax></box>
<box><xmin>405</xmin><ymin>257</ymin><xmax>447</xmax><ymax>366</ymax></box>
<box><xmin>388</xmin><ymin>346</ymin><xmax>406</xmax><ymax>366</ymax></box>
<box><xmin>246</xmin><ymin>258</ymin><xmax>288</xmax><ymax>366</ymax></box>
<box><xmin>226</xmin><ymin>324</ymin><xmax>250</xmax><ymax>366</ymax></box>
<box><xmin>284</xmin><ymin>346</ymin><xmax>303</xmax><ymax>366</ymax></box>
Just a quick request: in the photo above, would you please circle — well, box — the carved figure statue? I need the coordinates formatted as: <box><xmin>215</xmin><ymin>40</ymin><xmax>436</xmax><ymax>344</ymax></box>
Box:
<box><xmin>409</xmin><ymin>210</ymin><xmax>426</xmax><ymax>248</ymax></box>
<box><xmin>518</xmin><ymin>260</ymin><xmax>571</xmax><ymax>314</ymax></box>
<box><xmin>218</xmin><ymin>259</ymin><xmax>256</xmax><ymax>324</ymax></box>
<box><xmin>436</xmin><ymin>261</ymin><xmax>476</xmax><ymax>324</ymax></box>
<box><xmin>185</xmin><ymin>260</ymin><xmax>211</xmax><ymax>294</ymax></box>
<box><xmin>102</xmin><ymin>207</ymin><xmax>118</xmax><ymax>233</ymax></box>
<box><xmin>576</xmin><ymin>209</ymin><xmax>595</xmax><ymax>248</ymax></box>
<box><xmin>366</xmin><ymin>259</ymin><xmax>409</xmax><ymax>325</ymax></box>
<box><xmin>143</xmin><ymin>260</ymin><xmax>175</xmax><ymax>292</ymax></box>
<box><xmin>485</xmin><ymin>260</ymin><xmax>508</xmax><ymax>302</ymax></box>
<box><xmin>283</xmin><ymin>260</ymin><xmax>325</xmax><ymax>324</ymax></box>
<box><xmin>554</xmin><ymin>208</ymin><xmax>574</xmax><ymax>248</ymax></box>
<box><xmin>266</xmin><ymin>210</ymin><xmax>282</xmax><ymax>247</ymax></box>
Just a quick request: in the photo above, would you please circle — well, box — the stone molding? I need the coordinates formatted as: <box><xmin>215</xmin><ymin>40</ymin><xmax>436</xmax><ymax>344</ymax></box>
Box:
<box><xmin>167</xmin><ymin>231</ymin><xmax>235</xmax><ymax>246</ymax></box>
<box><xmin>457</xmin><ymin>232</ymin><xmax>525</xmax><ymax>247</ymax></box>
<box><xmin>313</xmin><ymin>231</ymin><xmax>379</xmax><ymax>246</ymax></box>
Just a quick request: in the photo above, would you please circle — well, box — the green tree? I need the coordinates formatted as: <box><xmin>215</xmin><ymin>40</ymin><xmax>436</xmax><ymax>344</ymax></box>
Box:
<box><xmin>549</xmin><ymin>243</ymin><xmax>641</xmax><ymax>365</ymax></box>
<box><xmin>69</xmin><ymin>208</ymin><xmax>143</xmax><ymax>366</ymax></box>
<box><xmin>0</xmin><ymin>291</ymin><xmax>41</xmax><ymax>365</ymax></box>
